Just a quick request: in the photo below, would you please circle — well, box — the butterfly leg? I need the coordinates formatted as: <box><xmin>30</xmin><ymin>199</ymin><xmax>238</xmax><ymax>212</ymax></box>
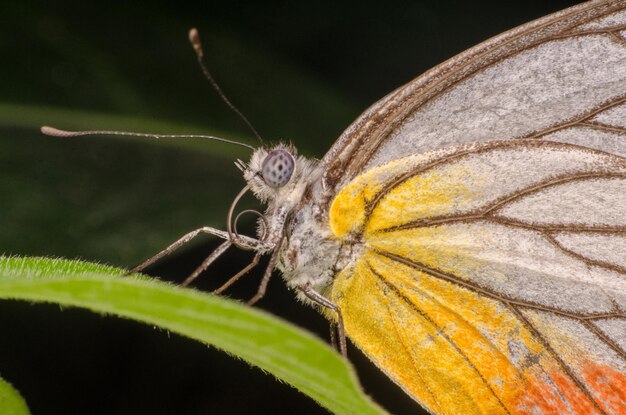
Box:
<box><xmin>181</xmin><ymin>240</ymin><xmax>231</xmax><ymax>287</ymax></box>
<box><xmin>325</xmin><ymin>316</ymin><xmax>343</xmax><ymax>355</ymax></box>
<box><xmin>246</xmin><ymin>235</ymin><xmax>284</xmax><ymax>306</ymax></box>
<box><xmin>300</xmin><ymin>284</ymin><xmax>347</xmax><ymax>358</ymax></box>
<box><xmin>127</xmin><ymin>226</ymin><xmax>259</xmax><ymax>275</ymax></box>
<box><xmin>213</xmin><ymin>252</ymin><xmax>262</xmax><ymax>294</ymax></box>
<box><xmin>329</xmin><ymin>323</ymin><xmax>339</xmax><ymax>352</ymax></box>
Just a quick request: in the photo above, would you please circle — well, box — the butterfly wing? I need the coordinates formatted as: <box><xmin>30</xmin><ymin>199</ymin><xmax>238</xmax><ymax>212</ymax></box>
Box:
<box><xmin>321</xmin><ymin>0</ymin><xmax>626</xmax><ymax>194</ymax></box>
<box><xmin>328</xmin><ymin>140</ymin><xmax>626</xmax><ymax>414</ymax></box>
<box><xmin>314</xmin><ymin>2</ymin><xmax>626</xmax><ymax>413</ymax></box>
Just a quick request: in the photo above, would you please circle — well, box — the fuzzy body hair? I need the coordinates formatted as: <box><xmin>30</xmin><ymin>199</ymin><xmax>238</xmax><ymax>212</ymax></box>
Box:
<box><xmin>242</xmin><ymin>144</ymin><xmax>351</xmax><ymax>305</ymax></box>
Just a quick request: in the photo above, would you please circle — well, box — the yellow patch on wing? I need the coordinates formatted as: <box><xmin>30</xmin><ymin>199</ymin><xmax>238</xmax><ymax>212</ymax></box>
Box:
<box><xmin>329</xmin><ymin>152</ymin><xmax>479</xmax><ymax>236</ymax></box>
<box><xmin>365</xmin><ymin>164</ymin><xmax>475</xmax><ymax>233</ymax></box>
<box><xmin>329</xmin><ymin>157</ymin><xmax>401</xmax><ymax>238</ymax></box>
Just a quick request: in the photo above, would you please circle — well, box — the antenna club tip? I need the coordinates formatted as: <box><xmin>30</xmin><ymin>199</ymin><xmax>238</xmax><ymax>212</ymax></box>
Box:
<box><xmin>188</xmin><ymin>28</ymin><xmax>204</xmax><ymax>57</ymax></box>
<box><xmin>41</xmin><ymin>125</ymin><xmax>60</xmax><ymax>136</ymax></box>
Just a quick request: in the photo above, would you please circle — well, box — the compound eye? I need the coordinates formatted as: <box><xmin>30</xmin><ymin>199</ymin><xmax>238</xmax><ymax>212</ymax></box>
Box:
<box><xmin>261</xmin><ymin>149</ymin><xmax>295</xmax><ymax>188</ymax></box>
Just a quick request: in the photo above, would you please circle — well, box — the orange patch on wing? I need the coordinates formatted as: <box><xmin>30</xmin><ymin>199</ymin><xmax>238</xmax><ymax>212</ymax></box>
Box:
<box><xmin>582</xmin><ymin>362</ymin><xmax>626</xmax><ymax>414</ymax></box>
<box><xmin>513</xmin><ymin>362</ymin><xmax>626</xmax><ymax>414</ymax></box>
<box><xmin>516</xmin><ymin>371</ymin><xmax>600</xmax><ymax>415</ymax></box>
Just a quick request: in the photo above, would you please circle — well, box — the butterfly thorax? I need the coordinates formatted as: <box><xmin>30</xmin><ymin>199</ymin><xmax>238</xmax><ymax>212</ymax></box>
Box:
<box><xmin>278</xmin><ymin>197</ymin><xmax>344</xmax><ymax>303</ymax></box>
<box><xmin>244</xmin><ymin>145</ymin><xmax>348</xmax><ymax>305</ymax></box>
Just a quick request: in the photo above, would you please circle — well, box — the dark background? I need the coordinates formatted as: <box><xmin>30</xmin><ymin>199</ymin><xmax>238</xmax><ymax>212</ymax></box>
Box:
<box><xmin>0</xmin><ymin>1</ymin><xmax>581</xmax><ymax>414</ymax></box>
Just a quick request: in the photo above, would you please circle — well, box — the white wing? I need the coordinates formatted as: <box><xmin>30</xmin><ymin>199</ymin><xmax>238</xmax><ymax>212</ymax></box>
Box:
<box><xmin>321</xmin><ymin>0</ymin><xmax>626</xmax><ymax>194</ymax></box>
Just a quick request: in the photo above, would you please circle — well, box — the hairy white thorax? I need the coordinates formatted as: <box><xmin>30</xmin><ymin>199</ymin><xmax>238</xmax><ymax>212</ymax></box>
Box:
<box><xmin>243</xmin><ymin>145</ymin><xmax>343</xmax><ymax>303</ymax></box>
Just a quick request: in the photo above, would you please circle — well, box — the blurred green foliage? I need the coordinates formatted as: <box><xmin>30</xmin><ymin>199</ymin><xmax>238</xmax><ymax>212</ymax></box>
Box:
<box><xmin>0</xmin><ymin>374</ymin><xmax>30</xmax><ymax>415</ymax></box>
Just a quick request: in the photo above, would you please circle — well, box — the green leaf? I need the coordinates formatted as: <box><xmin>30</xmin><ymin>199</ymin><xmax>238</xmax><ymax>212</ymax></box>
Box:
<box><xmin>0</xmin><ymin>375</ymin><xmax>30</xmax><ymax>415</ymax></box>
<box><xmin>0</xmin><ymin>256</ymin><xmax>385</xmax><ymax>415</ymax></box>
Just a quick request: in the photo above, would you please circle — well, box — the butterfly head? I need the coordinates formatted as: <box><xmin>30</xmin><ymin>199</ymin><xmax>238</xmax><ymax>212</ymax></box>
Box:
<box><xmin>239</xmin><ymin>144</ymin><xmax>319</xmax><ymax>205</ymax></box>
<box><xmin>232</xmin><ymin>144</ymin><xmax>325</xmax><ymax>257</ymax></box>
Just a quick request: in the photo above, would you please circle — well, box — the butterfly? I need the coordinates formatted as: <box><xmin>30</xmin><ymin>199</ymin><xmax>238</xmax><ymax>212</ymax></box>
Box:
<box><xmin>44</xmin><ymin>0</ymin><xmax>626</xmax><ymax>414</ymax></box>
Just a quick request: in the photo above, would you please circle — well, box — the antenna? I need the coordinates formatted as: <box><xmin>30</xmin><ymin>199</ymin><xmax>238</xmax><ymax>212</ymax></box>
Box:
<box><xmin>188</xmin><ymin>28</ymin><xmax>264</xmax><ymax>145</ymax></box>
<box><xmin>41</xmin><ymin>126</ymin><xmax>256</xmax><ymax>151</ymax></box>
